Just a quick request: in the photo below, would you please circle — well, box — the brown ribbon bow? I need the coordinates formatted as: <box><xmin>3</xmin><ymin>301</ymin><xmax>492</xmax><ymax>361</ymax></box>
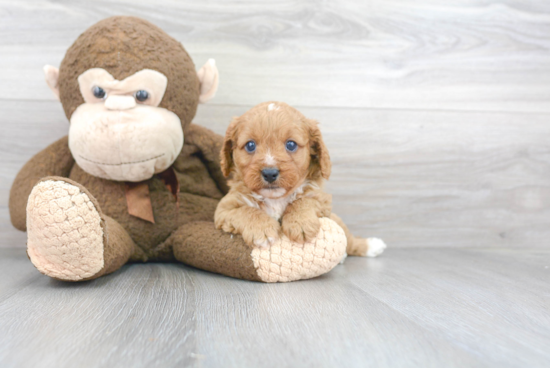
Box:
<box><xmin>124</xmin><ymin>167</ymin><xmax>180</xmax><ymax>223</ymax></box>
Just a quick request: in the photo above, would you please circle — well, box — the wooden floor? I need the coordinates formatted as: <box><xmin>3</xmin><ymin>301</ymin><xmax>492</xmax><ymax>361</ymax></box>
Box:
<box><xmin>0</xmin><ymin>248</ymin><xmax>549</xmax><ymax>368</ymax></box>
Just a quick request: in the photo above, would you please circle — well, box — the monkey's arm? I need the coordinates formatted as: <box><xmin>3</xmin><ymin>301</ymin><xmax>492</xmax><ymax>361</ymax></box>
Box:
<box><xmin>9</xmin><ymin>136</ymin><xmax>75</xmax><ymax>231</ymax></box>
<box><xmin>184</xmin><ymin>123</ymin><xmax>229</xmax><ymax>195</ymax></box>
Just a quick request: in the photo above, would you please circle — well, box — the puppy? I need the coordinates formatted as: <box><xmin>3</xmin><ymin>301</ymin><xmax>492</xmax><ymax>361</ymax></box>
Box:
<box><xmin>215</xmin><ymin>101</ymin><xmax>386</xmax><ymax>257</ymax></box>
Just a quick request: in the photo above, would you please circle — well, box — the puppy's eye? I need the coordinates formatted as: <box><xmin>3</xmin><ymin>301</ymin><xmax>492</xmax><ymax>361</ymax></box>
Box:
<box><xmin>245</xmin><ymin>140</ymin><xmax>256</xmax><ymax>153</ymax></box>
<box><xmin>92</xmin><ymin>86</ymin><xmax>106</xmax><ymax>99</ymax></box>
<box><xmin>135</xmin><ymin>90</ymin><xmax>149</xmax><ymax>102</ymax></box>
<box><xmin>285</xmin><ymin>140</ymin><xmax>298</xmax><ymax>152</ymax></box>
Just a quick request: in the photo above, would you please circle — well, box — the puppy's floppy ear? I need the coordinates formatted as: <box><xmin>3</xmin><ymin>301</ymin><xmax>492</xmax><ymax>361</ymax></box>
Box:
<box><xmin>308</xmin><ymin>119</ymin><xmax>331</xmax><ymax>180</ymax></box>
<box><xmin>220</xmin><ymin>117</ymin><xmax>240</xmax><ymax>177</ymax></box>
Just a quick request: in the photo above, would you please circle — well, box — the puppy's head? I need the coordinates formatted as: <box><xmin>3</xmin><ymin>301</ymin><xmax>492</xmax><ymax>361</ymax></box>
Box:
<box><xmin>221</xmin><ymin>101</ymin><xmax>331</xmax><ymax>199</ymax></box>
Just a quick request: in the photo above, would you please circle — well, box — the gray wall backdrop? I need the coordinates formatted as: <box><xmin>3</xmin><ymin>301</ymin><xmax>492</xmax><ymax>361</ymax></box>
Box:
<box><xmin>1</xmin><ymin>0</ymin><xmax>549</xmax><ymax>248</ymax></box>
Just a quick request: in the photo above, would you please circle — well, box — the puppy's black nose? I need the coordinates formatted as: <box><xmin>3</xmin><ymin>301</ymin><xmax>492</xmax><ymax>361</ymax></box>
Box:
<box><xmin>261</xmin><ymin>168</ymin><xmax>279</xmax><ymax>183</ymax></box>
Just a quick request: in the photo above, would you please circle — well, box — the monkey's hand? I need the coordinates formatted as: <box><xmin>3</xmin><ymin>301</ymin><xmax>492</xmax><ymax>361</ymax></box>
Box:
<box><xmin>9</xmin><ymin>136</ymin><xmax>75</xmax><ymax>231</ymax></box>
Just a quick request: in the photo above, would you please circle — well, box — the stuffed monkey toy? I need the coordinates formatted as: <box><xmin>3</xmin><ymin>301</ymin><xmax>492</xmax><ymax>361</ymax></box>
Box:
<box><xmin>9</xmin><ymin>16</ymin><xmax>347</xmax><ymax>283</ymax></box>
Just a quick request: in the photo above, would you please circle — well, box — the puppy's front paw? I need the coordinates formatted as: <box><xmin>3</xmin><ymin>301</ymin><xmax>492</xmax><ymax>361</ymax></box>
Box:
<box><xmin>282</xmin><ymin>213</ymin><xmax>320</xmax><ymax>244</ymax></box>
<box><xmin>218</xmin><ymin>220</ymin><xmax>235</xmax><ymax>234</ymax></box>
<box><xmin>241</xmin><ymin>218</ymin><xmax>280</xmax><ymax>248</ymax></box>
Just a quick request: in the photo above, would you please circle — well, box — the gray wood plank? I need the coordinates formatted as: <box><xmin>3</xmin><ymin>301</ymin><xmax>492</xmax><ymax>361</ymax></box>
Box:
<box><xmin>344</xmin><ymin>248</ymin><xmax>550</xmax><ymax>368</ymax></box>
<box><xmin>190</xmin><ymin>268</ymin><xmax>486</xmax><ymax>368</ymax></box>
<box><xmin>2</xmin><ymin>101</ymin><xmax>549</xmax><ymax>249</ymax></box>
<box><xmin>1</xmin><ymin>0</ymin><xmax>550</xmax><ymax>112</ymax></box>
<box><xmin>0</xmin><ymin>248</ymin><xmax>549</xmax><ymax>368</ymax></box>
<box><xmin>0</xmin><ymin>248</ymin><xmax>41</xmax><ymax>301</ymax></box>
<box><xmin>0</xmin><ymin>261</ymin><xmax>199</xmax><ymax>368</ymax></box>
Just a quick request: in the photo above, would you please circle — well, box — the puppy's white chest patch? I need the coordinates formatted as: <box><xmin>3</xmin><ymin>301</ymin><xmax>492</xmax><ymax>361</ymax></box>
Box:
<box><xmin>242</xmin><ymin>183</ymin><xmax>309</xmax><ymax>221</ymax></box>
<box><xmin>261</xmin><ymin>196</ymin><xmax>293</xmax><ymax>221</ymax></box>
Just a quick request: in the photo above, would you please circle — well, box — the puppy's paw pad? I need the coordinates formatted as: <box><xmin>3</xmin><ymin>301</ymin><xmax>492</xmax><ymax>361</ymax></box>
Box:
<box><xmin>366</xmin><ymin>238</ymin><xmax>387</xmax><ymax>257</ymax></box>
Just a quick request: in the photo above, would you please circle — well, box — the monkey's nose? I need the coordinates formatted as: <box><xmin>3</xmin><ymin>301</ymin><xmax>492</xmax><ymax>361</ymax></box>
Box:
<box><xmin>105</xmin><ymin>95</ymin><xmax>136</xmax><ymax>110</ymax></box>
<box><xmin>261</xmin><ymin>168</ymin><xmax>279</xmax><ymax>183</ymax></box>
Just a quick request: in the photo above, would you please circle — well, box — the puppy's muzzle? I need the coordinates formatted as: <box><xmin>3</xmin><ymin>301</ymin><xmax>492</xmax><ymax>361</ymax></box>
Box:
<box><xmin>261</xmin><ymin>168</ymin><xmax>279</xmax><ymax>183</ymax></box>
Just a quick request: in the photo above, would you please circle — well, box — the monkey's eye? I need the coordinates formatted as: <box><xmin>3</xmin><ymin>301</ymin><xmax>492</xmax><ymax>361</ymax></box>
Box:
<box><xmin>285</xmin><ymin>140</ymin><xmax>298</xmax><ymax>152</ymax></box>
<box><xmin>135</xmin><ymin>90</ymin><xmax>149</xmax><ymax>102</ymax></box>
<box><xmin>245</xmin><ymin>140</ymin><xmax>256</xmax><ymax>153</ymax></box>
<box><xmin>92</xmin><ymin>86</ymin><xmax>106</xmax><ymax>99</ymax></box>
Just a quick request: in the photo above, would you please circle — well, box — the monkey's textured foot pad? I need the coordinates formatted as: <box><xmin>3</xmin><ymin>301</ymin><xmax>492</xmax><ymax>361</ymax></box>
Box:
<box><xmin>250</xmin><ymin>218</ymin><xmax>347</xmax><ymax>283</ymax></box>
<box><xmin>27</xmin><ymin>179</ymin><xmax>104</xmax><ymax>281</ymax></box>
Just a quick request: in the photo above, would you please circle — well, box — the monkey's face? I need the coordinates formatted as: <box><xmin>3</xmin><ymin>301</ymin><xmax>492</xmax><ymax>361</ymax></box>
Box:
<box><xmin>43</xmin><ymin>17</ymin><xmax>219</xmax><ymax>182</ymax></box>
<box><xmin>68</xmin><ymin>68</ymin><xmax>183</xmax><ymax>182</ymax></box>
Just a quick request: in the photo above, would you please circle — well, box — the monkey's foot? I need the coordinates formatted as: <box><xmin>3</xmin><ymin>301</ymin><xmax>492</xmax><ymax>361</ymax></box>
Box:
<box><xmin>172</xmin><ymin>217</ymin><xmax>347</xmax><ymax>283</ymax></box>
<box><xmin>26</xmin><ymin>178</ymin><xmax>105</xmax><ymax>281</ymax></box>
<box><xmin>250</xmin><ymin>218</ymin><xmax>347</xmax><ymax>282</ymax></box>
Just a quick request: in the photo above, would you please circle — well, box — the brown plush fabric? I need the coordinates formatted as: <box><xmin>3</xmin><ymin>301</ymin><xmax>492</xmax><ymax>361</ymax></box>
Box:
<box><xmin>184</xmin><ymin>123</ymin><xmax>230</xmax><ymax>195</ymax></box>
<box><xmin>66</xmin><ymin>126</ymin><xmax>224</xmax><ymax>260</ymax></box>
<box><xmin>12</xmin><ymin>128</ymin><xmax>239</xmax><ymax>279</ymax></box>
<box><xmin>171</xmin><ymin>221</ymin><xmax>262</xmax><ymax>281</ymax></box>
<box><xmin>99</xmin><ymin>216</ymin><xmax>139</xmax><ymax>277</ymax></box>
<box><xmin>9</xmin><ymin>137</ymin><xmax>75</xmax><ymax>231</ymax></box>
<box><xmin>58</xmin><ymin>16</ymin><xmax>200</xmax><ymax>129</ymax></box>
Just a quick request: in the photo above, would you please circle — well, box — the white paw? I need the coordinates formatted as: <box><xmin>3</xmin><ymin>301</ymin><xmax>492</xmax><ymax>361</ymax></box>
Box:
<box><xmin>253</xmin><ymin>237</ymin><xmax>276</xmax><ymax>248</ymax></box>
<box><xmin>366</xmin><ymin>238</ymin><xmax>387</xmax><ymax>257</ymax></box>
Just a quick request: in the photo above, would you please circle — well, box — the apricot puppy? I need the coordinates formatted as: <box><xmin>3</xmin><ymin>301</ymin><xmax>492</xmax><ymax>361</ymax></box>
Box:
<box><xmin>215</xmin><ymin>101</ymin><xmax>386</xmax><ymax>257</ymax></box>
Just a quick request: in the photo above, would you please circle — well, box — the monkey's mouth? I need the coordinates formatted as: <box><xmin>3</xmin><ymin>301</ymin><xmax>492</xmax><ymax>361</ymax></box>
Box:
<box><xmin>78</xmin><ymin>153</ymin><xmax>165</xmax><ymax>166</ymax></box>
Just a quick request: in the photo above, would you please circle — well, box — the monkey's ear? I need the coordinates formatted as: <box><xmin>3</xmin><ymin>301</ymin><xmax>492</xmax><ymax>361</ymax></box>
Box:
<box><xmin>220</xmin><ymin>117</ymin><xmax>239</xmax><ymax>177</ymax></box>
<box><xmin>43</xmin><ymin>65</ymin><xmax>60</xmax><ymax>101</ymax></box>
<box><xmin>197</xmin><ymin>59</ymin><xmax>219</xmax><ymax>104</ymax></box>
